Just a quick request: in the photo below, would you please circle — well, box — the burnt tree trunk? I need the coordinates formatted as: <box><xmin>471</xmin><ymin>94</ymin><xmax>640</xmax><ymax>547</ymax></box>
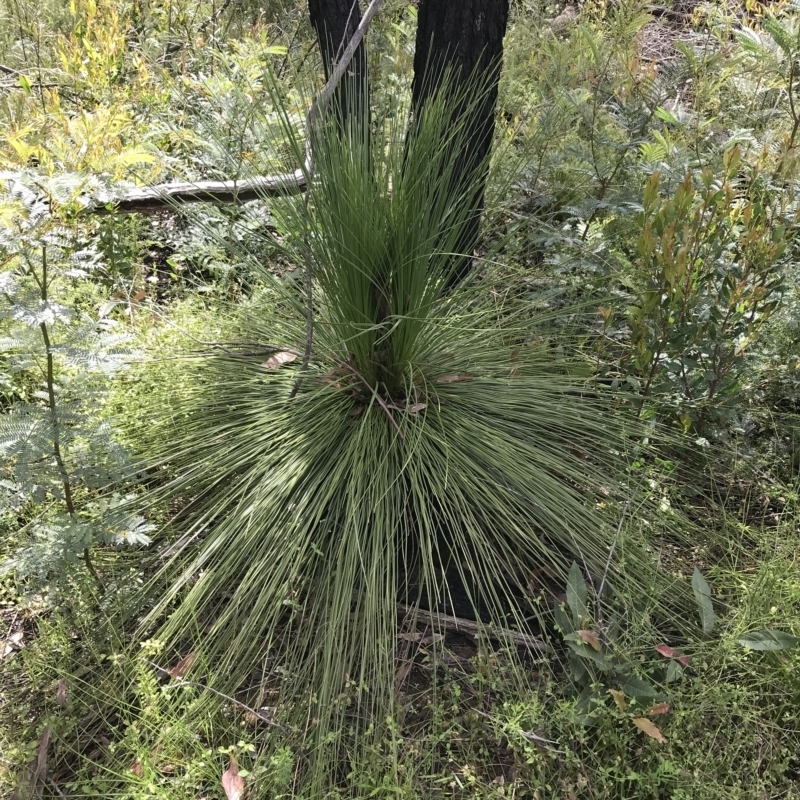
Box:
<box><xmin>412</xmin><ymin>0</ymin><xmax>510</xmax><ymax>285</ymax></box>
<box><xmin>307</xmin><ymin>0</ymin><xmax>369</xmax><ymax>125</ymax></box>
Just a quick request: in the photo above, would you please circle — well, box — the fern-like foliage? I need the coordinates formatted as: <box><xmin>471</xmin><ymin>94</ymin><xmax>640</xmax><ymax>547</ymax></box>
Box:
<box><xmin>0</xmin><ymin>171</ymin><xmax>149</xmax><ymax>586</ymax></box>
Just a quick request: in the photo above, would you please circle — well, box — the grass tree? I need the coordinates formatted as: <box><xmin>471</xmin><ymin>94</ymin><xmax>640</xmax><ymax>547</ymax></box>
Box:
<box><xmin>135</xmin><ymin>78</ymin><xmax>644</xmax><ymax>792</ymax></box>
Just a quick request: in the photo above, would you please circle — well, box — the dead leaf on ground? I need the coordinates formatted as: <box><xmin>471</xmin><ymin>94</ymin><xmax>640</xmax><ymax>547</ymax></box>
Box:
<box><xmin>56</xmin><ymin>680</ymin><xmax>68</xmax><ymax>708</ymax></box>
<box><xmin>2</xmin><ymin>629</ymin><xmax>24</xmax><ymax>659</ymax></box>
<box><xmin>395</xmin><ymin>661</ymin><xmax>413</xmax><ymax>689</ymax></box>
<box><xmin>36</xmin><ymin>727</ymin><xmax>50</xmax><ymax>775</ymax></box>
<box><xmin>608</xmin><ymin>689</ymin><xmax>627</xmax><ymax>711</ymax></box>
<box><xmin>261</xmin><ymin>351</ymin><xmax>297</xmax><ymax>369</ymax></box>
<box><xmin>169</xmin><ymin>651</ymin><xmax>197</xmax><ymax>678</ymax></box>
<box><xmin>577</xmin><ymin>629</ymin><xmax>602</xmax><ymax>651</ymax></box>
<box><xmin>222</xmin><ymin>754</ymin><xmax>245</xmax><ymax>800</ymax></box>
<box><xmin>17</xmin><ymin>726</ymin><xmax>52</xmax><ymax>799</ymax></box>
<box><xmin>11</xmin><ymin>728</ymin><xmax>50</xmax><ymax>800</ymax></box>
<box><xmin>631</xmin><ymin>716</ymin><xmax>665</xmax><ymax>743</ymax></box>
<box><xmin>655</xmin><ymin>643</ymin><xmax>690</xmax><ymax>665</ymax></box>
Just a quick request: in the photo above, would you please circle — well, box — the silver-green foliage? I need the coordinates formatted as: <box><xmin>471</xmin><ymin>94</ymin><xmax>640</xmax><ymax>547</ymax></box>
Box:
<box><xmin>0</xmin><ymin>173</ymin><xmax>151</xmax><ymax>583</ymax></box>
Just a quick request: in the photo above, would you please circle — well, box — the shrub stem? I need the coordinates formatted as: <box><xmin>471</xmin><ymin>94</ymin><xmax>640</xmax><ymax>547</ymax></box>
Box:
<box><xmin>38</xmin><ymin>246</ymin><xmax>103</xmax><ymax>589</ymax></box>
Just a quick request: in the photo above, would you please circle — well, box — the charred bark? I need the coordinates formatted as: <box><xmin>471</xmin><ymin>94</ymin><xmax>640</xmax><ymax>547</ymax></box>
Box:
<box><xmin>307</xmin><ymin>0</ymin><xmax>370</xmax><ymax>125</ymax></box>
<box><xmin>412</xmin><ymin>0</ymin><xmax>510</xmax><ymax>286</ymax></box>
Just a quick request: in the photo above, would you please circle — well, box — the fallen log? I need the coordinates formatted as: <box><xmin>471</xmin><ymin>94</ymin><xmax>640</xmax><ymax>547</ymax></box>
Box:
<box><xmin>398</xmin><ymin>603</ymin><xmax>549</xmax><ymax>654</ymax></box>
<box><xmin>104</xmin><ymin>169</ymin><xmax>307</xmax><ymax>214</ymax></box>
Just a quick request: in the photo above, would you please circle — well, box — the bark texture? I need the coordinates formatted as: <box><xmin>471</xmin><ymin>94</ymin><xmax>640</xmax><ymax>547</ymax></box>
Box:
<box><xmin>307</xmin><ymin>0</ymin><xmax>369</xmax><ymax>125</ymax></box>
<box><xmin>412</xmin><ymin>0</ymin><xmax>510</xmax><ymax>285</ymax></box>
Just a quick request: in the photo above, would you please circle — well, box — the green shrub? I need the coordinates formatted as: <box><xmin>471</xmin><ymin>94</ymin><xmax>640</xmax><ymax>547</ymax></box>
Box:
<box><xmin>619</xmin><ymin>148</ymin><xmax>795</xmax><ymax>434</ymax></box>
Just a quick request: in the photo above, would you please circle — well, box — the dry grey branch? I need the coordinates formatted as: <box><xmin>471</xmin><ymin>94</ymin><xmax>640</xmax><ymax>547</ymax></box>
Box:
<box><xmin>398</xmin><ymin>604</ymin><xmax>549</xmax><ymax>653</ymax></box>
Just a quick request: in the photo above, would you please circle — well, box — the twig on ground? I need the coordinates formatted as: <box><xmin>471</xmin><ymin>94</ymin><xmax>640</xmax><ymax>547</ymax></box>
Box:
<box><xmin>147</xmin><ymin>661</ymin><xmax>288</xmax><ymax>732</ymax></box>
<box><xmin>397</xmin><ymin>604</ymin><xmax>548</xmax><ymax>653</ymax></box>
<box><xmin>47</xmin><ymin>777</ymin><xmax>69</xmax><ymax>798</ymax></box>
<box><xmin>596</xmin><ymin>498</ymin><xmax>632</xmax><ymax>624</ymax></box>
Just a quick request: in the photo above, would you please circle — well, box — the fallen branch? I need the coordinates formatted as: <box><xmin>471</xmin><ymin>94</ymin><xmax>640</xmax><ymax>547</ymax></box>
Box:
<box><xmin>103</xmin><ymin>170</ymin><xmax>307</xmax><ymax>214</ymax></box>
<box><xmin>94</xmin><ymin>0</ymin><xmax>385</xmax><ymax>218</ymax></box>
<box><xmin>147</xmin><ymin>661</ymin><xmax>287</xmax><ymax>732</ymax></box>
<box><xmin>398</xmin><ymin>604</ymin><xmax>549</xmax><ymax>654</ymax></box>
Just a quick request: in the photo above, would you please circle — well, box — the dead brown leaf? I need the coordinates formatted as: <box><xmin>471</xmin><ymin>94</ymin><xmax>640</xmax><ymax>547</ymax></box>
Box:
<box><xmin>645</xmin><ymin>702</ymin><xmax>670</xmax><ymax>716</ymax></box>
<box><xmin>3</xmin><ymin>629</ymin><xmax>24</xmax><ymax>659</ymax></box>
<box><xmin>608</xmin><ymin>689</ymin><xmax>627</xmax><ymax>711</ymax></box>
<box><xmin>36</xmin><ymin>727</ymin><xmax>50</xmax><ymax>777</ymax></box>
<box><xmin>631</xmin><ymin>717</ymin><xmax>665</xmax><ymax>743</ymax></box>
<box><xmin>169</xmin><ymin>651</ymin><xmax>197</xmax><ymax>678</ymax></box>
<box><xmin>577</xmin><ymin>629</ymin><xmax>602</xmax><ymax>651</ymax></box>
<box><xmin>261</xmin><ymin>351</ymin><xmax>297</xmax><ymax>369</ymax></box>
<box><xmin>11</xmin><ymin>728</ymin><xmax>50</xmax><ymax>800</ymax></box>
<box><xmin>56</xmin><ymin>680</ymin><xmax>68</xmax><ymax>709</ymax></box>
<box><xmin>222</xmin><ymin>754</ymin><xmax>245</xmax><ymax>800</ymax></box>
<box><xmin>394</xmin><ymin>661</ymin><xmax>412</xmax><ymax>689</ymax></box>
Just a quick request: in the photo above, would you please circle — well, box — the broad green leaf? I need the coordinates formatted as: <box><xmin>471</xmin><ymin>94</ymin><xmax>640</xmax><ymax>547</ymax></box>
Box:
<box><xmin>566</xmin><ymin>562</ymin><xmax>588</xmax><ymax>623</ymax></box>
<box><xmin>691</xmin><ymin>567</ymin><xmax>715</xmax><ymax>634</ymax></box>
<box><xmin>620</xmin><ymin>675</ymin><xmax>658</xmax><ymax>698</ymax></box>
<box><xmin>572</xmin><ymin>686</ymin><xmax>605</xmax><ymax>726</ymax></box>
<box><xmin>665</xmin><ymin>661</ymin><xmax>684</xmax><ymax>683</ymax></box>
<box><xmin>554</xmin><ymin>603</ymin><xmax>574</xmax><ymax>635</ymax></box>
<box><xmin>737</xmin><ymin>630</ymin><xmax>799</xmax><ymax>651</ymax></box>
<box><xmin>654</xmin><ymin>107</ymin><xmax>681</xmax><ymax>127</ymax></box>
<box><xmin>569</xmin><ymin>652</ymin><xmax>589</xmax><ymax>682</ymax></box>
<box><xmin>566</xmin><ymin>640</ymin><xmax>611</xmax><ymax>670</ymax></box>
